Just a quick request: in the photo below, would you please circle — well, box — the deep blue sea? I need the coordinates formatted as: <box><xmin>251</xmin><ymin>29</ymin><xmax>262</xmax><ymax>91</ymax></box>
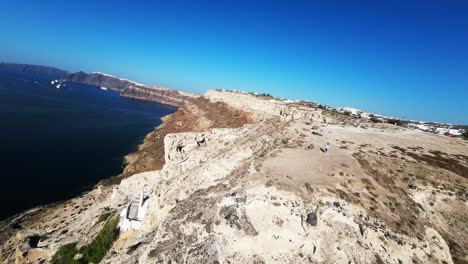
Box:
<box><xmin>0</xmin><ymin>72</ymin><xmax>176</xmax><ymax>220</ymax></box>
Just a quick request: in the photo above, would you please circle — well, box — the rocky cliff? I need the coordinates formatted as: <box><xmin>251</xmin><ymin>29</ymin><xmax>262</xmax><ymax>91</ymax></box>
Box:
<box><xmin>120</xmin><ymin>85</ymin><xmax>197</xmax><ymax>107</ymax></box>
<box><xmin>65</xmin><ymin>72</ymin><xmax>198</xmax><ymax>107</ymax></box>
<box><xmin>64</xmin><ymin>71</ymin><xmax>135</xmax><ymax>91</ymax></box>
<box><xmin>118</xmin><ymin>96</ymin><xmax>251</xmax><ymax>178</ymax></box>
<box><xmin>1</xmin><ymin>90</ymin><xmax>467</xmax><ymax>264</ymax></box>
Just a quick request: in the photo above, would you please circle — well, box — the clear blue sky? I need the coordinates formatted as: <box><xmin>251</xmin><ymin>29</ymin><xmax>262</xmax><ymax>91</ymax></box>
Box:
<box><xmin>1</xmin><ymin>0</ymin><xmax>467</xmax><ymax>124</ymax></box>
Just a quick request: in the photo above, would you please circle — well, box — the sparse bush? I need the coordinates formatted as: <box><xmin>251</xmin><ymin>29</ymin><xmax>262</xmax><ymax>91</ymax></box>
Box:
<box><xmin>462</xmin><ymin>130</ymin><xmax>468</xmax><ymax>139</ymax></box>
<box><xmin>386</xmin><ymin>118</ymin><xmax>405</xmax><ymax>126</ymax></box>
<box><xmin>260</xmin><ymin>93</ymin><xmax>273</xmax><ymax>98</ymax></box>
<box><xmin>81</xmin><ymin>216</ymin><xmax>119</xmax><ymax>263</ymax></box>
<box><xmin>370</xmin><ymin>116</ymin><xmax>381</xmax><ymax>123</ymax></box>
<box><xmin>51</xmin><ymin>243</ymin><xmax>80</xmax><ymax>264</ymax></box>
<box><xmin>97</xmin><ymin>212</ymin><xmax>113</xmax><ymax>224</ymax></box>
<box><xmin>52</xmin><ymin>216</ymin><xmax>120</xmax><ymax>264</ymax></box>
<box><xmin>343</xmin><ymin>110</ymin><xmax>352</xmax><ymax>116</ymax></box>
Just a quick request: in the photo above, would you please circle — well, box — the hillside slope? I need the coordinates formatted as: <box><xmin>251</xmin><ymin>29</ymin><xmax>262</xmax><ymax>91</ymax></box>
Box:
<box><xmin>1</xmin><ymin>90</ymin><xmax>467</xmax><ymax>264</ymax></box>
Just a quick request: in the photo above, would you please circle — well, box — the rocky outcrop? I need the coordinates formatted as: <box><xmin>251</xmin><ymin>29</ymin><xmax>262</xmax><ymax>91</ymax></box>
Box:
<box><xmin>119</xmin><ymin>97</ymin><xmax>252</xmax><ymax>178</ymax></box>
<box><xmin>206</xmin><ymin>90</ymin><xmax>324</xmax><ymax>123</ymax></box>
<box><xmin>120</xmin><ymin>85</ymin><xmax>197</xmax><ymax>107</ymax></box>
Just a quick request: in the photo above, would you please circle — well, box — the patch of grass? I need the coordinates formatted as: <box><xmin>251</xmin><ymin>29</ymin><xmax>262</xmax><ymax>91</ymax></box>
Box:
<box><xmin>81</xmin><ymin>216</ymin><xmax>120</xmax><ymax>263</ymax></box>
<box><xmin>97</xmin><ymin>212</ymin><xmax>112</xmax><ymax>225</ymax></box>
<box><xmin>51</xmin><ymin>243</ymin><xmax>81</xmax><ymax>264</ymax></box>
<box><xmin>51</xmin><ymin>215</ymin><xmax>120</xmax><ymax>264</ymax></box>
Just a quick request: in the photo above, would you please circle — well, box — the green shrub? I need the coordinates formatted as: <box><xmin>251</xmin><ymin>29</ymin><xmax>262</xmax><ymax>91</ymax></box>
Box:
<box><xmin>97</xmin><ymin>212</ymin><xmax>113</xmax><ymax>224</ymax></box>
<box><xmin>462</xmin><ymin>130</ymin><xmax>468</xmax><ymax>139</ymax></box>
<box><xmin>51</xmin><ymin>243</ymin><xmax>81</xmax><ymax>264</ymax></box>
<box><xmin>81</xmin><ymin>216</ymin><xmax>119</xmax><ymax>263</ymax></box>
<box><xmin>260</xmin><ymin>93</ymin><xmax>273</xmax><ymax>98</ymax></box>
<box><xmin>52</xmin><ymin>215</ymin><xmax>120</xmax><ymax>264</ymax></box>
<box><xmin>370</xmin><ymin>116</ymin><xmax>381</xmax><ymax>123</ymax></box>
<box><xmin>386</xmin><ymin>118</ymin><xmax>405</xmax><ymax>126</ymax></box>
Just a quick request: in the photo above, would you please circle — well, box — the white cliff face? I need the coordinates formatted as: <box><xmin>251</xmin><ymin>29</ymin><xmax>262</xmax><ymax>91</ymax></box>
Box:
<box><xmin>205</xmin><ymin>90</ymin><xmax>324</xmax><ymax>123</ymax></box>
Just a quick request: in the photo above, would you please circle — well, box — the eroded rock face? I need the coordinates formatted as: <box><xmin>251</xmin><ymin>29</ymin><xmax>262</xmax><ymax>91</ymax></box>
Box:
<box><xmin>65</xmin><ymin>71</ymin><xmax>198</xmax><ymax>107</ymax></box>
<box><xmin>121</xmin><ymin>85</ymin><xmax>197</xmax><ymax>107</ymax></box>
<box><xmin>205</xmin><ymin>90</ymin><xmax>325</xmax><ymax>123</ymax></box>
<box><xmin>119</xmin><ymin>97</ymin><xmax>253</xmax><ymax>179</ymax></box>
<box><xmin>1</xmin><ymin>90</ymin><xmax>467</xmax><ymax>264</ymax></box>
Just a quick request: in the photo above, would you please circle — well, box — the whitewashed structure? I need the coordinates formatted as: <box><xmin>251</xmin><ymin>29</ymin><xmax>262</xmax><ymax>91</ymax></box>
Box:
<box><xmin>118</xmin><ymin>185</ymin><xmax>151</xmax><ymax>231</ymax></box>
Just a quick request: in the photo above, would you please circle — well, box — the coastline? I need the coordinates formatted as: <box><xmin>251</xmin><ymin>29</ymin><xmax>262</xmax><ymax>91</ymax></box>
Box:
<box><xmin>0</xmin><ymin>99</ymin><xmax>174</xmax><ymax>229</ymax></box>
<box><xmin>0</xmin><ymin>95</ymin><xmax>252</xmax><ymax>221</ymax></box>
<box><xmin>0</xmin><ymin>84</ymin><xmax>178</xmax><ymax>223</ymax></box>
<box><xmin>97</xmin><ymin>110</ymin><xmax>176</xmax><ymax>187</ymax></box>
<box><xmin>103</xmin><ymin>96</ymin><xmax>252</xmax><ymax>183</ymax></box>
<box><xmin>0</xmin><ymin>103</ymin><xmax>177</xmax><ymax>221</ymax></box>
<box><xmin>0</xmin><ymin>95</ymin><xmax>252</xmax><ymax>261</ymax></box>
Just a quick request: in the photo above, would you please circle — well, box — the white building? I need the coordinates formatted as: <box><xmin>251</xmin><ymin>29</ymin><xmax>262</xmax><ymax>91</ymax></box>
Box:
<box><xmin>118</xmin><ymin>185</ymin><xmax>151</xmax><ymax>232</ymax></box>
<box><xmin>408</xmin><ymin>123</ymin><xmax>464</xmax><ymax>136</ymax></box>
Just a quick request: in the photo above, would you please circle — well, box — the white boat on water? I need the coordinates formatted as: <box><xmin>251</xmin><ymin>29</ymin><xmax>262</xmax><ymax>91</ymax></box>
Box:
<box><xmin>56</xmin><ymin>84</ymin><xmax>61</xmax><ymax>89</ymax></box>
<box><xmin>101</xmin><ymin>86</ymin><xmax>108</xmax><ymax>91</ymax></box>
